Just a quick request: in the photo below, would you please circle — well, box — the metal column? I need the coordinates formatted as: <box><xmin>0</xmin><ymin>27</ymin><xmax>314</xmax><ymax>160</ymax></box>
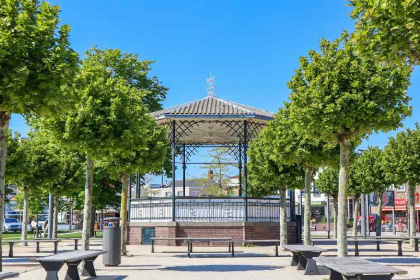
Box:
<box><xmin>128</xmin><ymin>175</ymin><xmax>132</xmax><ymax>222</ymax></box>
<box><xmin>243</xmin><ymin>121</ymin><xmax>248</xmax><ymax>222</ymax></box>
<box><xmin>327</xmin><ymin>194</ymin><xmax>330</xmax><ymax>239</ymax></box>
<box><xmin>182</xmin><ymin>144</ymin><xmax>186</xmax><ymax>197</ymax></box>
<box><xmin>48</xmin><ymin>193</ymin><xmax>54</xmax><ymax>238</ymax></box>
<box><xmin>392</xmin><ymin>188</ymin><xmax>396</xmax><ymax>235</ymax></box>
<box><xmin>361</xmin><ymin>194</ymin><xmax>366</xmax><ymax>236</ymax></box>
<box><xmin>238</xmin><ymin>144</ymin><xmax>242</xmax><ymax>197</ymax></box>
<box><xmin>171</xmin><ymin>121</ymin><xmax>176</xmax><ymax>221</ymax></box>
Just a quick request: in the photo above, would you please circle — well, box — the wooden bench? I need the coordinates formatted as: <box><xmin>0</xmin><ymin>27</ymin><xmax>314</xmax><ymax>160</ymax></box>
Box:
<box><xmin>58</xmin><ymin>238</ymin><xmax>82</xmax><ymax>250</ymax></box>
<box><xmin>5</xmin><ymin>239</ymin><xmax>60</xmax><ymax>258</ymax></box>
<box><xmin>0</xmin><ymin>272</ymin><xmax>18</xmax><ymax>279</ymax></box>
<box><xmin>314</xmin><ymin>256</ymin><xmax>407</xmax><ymax>280</ymax></box>
<box><xmin>150</xmin><ymin>237</ymin><xmax>234</xmax><ymax>257</ymax></box>
<box><xmin>283</xmin><ymin>244</ymin><xmax>327</xmax><ymax>275</ymax></box>
<box><xmin>350</xmin><ymin>237</ymin><xmax>406</xmax><ymax>256</ymax></box>
<box><xmin>238</xmin><ymin>239</ymin><xmax>281</xmax><ymax>257</ymax></box>
<box><xmin>36</xmin><ymin>250</ymin><xmax>106</xmax><ymax>280</ymax></box>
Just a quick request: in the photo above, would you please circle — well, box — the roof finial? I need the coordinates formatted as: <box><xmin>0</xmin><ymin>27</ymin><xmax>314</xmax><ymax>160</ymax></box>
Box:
<box><xmin>206</xmin><ymin>72</ymin><xmax>215</xmax><ymax>97</ymax></box>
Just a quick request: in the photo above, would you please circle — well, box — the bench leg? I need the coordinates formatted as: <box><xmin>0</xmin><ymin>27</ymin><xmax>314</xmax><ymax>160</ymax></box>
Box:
<box><xmin>291</xmin><ymin>252</ymin><xmax>299</xmax><ymax>266</ymax></box>
<box><xmin>64</xmin><ymin>260</ymin><xmax>82</xmax><ymax>280</ymax></box>
<box><xmin>40</xmin><ymin>261</ymin><xmax>64</xmax><ymax>280</ymax></box>
<box><xmin>354</xmin><ymin>241</ymin><xmax>359</xmax><ymax>256</ymax></box>
<box><xmin>231</xmin><ymin>242</ymin><xmax>234</xmax><ymax>257</ymax></box>
<box><xmin>8</xmin><ymin>243</ymin><xmax>14</xmax><ymax>258</ymax></box>
<box><xmin>187</xmin><ymin>241</ymin><xmax>191</xmax><ymax>258</ymax></box>
<box><xmin>415</xmin><ymin>239</ymin><xmax>419</xmax><ymax>252</ymax></box>
<box><xmin>297</xmin><ymin>253</ymin><xmax>306</xmax><ymax>270</ymax></box>
<box><xmin>74</xmin><ymin>239</ymin><xmax>78</xmax><ymax>251</ymax></box>
<box><xmin>275</xmin><ymin>245</ymin><xmax>278</xmax><ymax>257</ymax></box>
<box><xmin>398</xmin><ymin>241</ymin><xmax>403</xmax><ymax>256</ymax></box>
<box><xmin>54</xmin><ymin>241</ymin><xmax>58</xmax><ymax>254</ymax></box>
<box><xmin>301</xmin><ymin>251</ymin><xmax>321</xmax><ymax>275</ymax></box>
<box><xmin>355</xmin><ymin>274</ymin><xmax>393</xmax><ymax>280</ymax></box>
<box><xmin>81</xmin><ymin>256</ymin><xmax>98</xmax><ymax>276</ymax></box>
<box><xmin>151</xmin><ymin>240</ymin><xmax>154</xmax><ymax>253</ymax></box>
<box><xmin>376</xmin><ymin>241</ymin><xmax>380</xmax><ymax>251</ymax></box>
<box><xmin>329</xmin><ymin>269</ymin><xmax>344</xmax><ymax>280</ymax></box>
<box><xmin>36</xmin><ymin>241</ymin><xmax>40</xmax><ymax>253</ymax></box>
<box><xmin>228</xmin><ymin>242</ymin><xmax>231</xmax><ymax>252</ymax></box>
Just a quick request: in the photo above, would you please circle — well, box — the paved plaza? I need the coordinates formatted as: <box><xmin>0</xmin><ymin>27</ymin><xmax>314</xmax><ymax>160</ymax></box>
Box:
<box><xmin>0</xmin><ymin>238</ymin><xmax>418</xmax><ymax>279</ymax></box>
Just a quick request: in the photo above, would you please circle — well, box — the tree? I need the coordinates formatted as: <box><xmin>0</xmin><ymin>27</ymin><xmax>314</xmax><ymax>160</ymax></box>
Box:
<box><xmin>38</xmin><ymin>47</ymin><xmax>167</xmax><ymax>250</ymax></box>
<box><xmin>200</xmin><ymin>147</ymin><xmax>236</xmax><ymax>195</ymax></box>
<box><xmin>352</xmin><ymin>147</ymin><xmax>390</xmax><ymax>236</ymax></box>
<box><xmin>316</xmin><ymin>167</ymin><xmax>339</xmax><ymax>238</ymax></box>
<box><xmin>349</xmin><ymin>0</ymin><xmax>420</xmax><ymax>65</ymax></box>
<box><xmin>100</xmin><ymin>117</ymin><xmax>167</xmax><ymax>255</ymax></box>
<box><xmin>248</xmin><ymin>127</ymin><xmax>304</xmax><ymax>247</ymax></box>
<box><xmin>269</xmin><ymin>106</ymin><xmax>338</xmax><ymax>245</ymax></box>
<box><xmin>7</xmin><ymin>132</ymin><xmax>63</xmax><ymax>243</ymax></box>
<box><xmin>383</xmin><ymin>124</ymin><xmax>420</xmax><ymax>246</ymax></box>
<box><xmin>0</xmin><ymin>0</ymin><xmax>78</xmax><ymax>268</ymax></box>
<box><xmin>288</xmin><ymin>32</ymin><xmax>411</xmax><ymax>256</ymax></box>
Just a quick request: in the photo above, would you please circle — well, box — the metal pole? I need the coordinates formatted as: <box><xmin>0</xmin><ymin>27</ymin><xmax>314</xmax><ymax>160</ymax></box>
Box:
<box><xmin>171</xmin><ymin>121</ymin><xmax>176</xmax><ymax>222</ymax></box>
<box><xmin>238</xmin><ymin>144</ymin><xmax>242</xmax><ymax>197</ymax></box>
<box><xmin>392</xmin><ymin>188</ymin><xmax>396</xmax><ymax>235</ymax></box>
<box><xmin>136</xmin><ymin>174</ymin><xmax>140</xmax><ymax>198</ymax></box>
<box><xmin>128</xmin><ymin>175</ymin><xmax>132</xmax><ymax>222</ymax></box>
<box><xmin>327</xmin><ymin>194</ymin><xmax>330</xmax><ymax>239</ymax></box>
<box><xmin>361</xmin><ymin>194</ymin><xmax>366</xmax><ymax>237</ymax></box>
<box><xmin>48</xmin><ymin>193</ymin><xmax>53</xmax><ymax>238</ymax></box>
<box><xmin>182</xmin><ymin>144</ymin><xmax>186</xmax><ymax>197</ymax></box>
<box><xmin>243</xmin><ymin>120</ymin><xmax>248</xmax><ymax>222</ymax></box>
<box><xmin>366</xmin><ymin>194</ymin><xmax>370</xmax><ymax>236</ymax></box>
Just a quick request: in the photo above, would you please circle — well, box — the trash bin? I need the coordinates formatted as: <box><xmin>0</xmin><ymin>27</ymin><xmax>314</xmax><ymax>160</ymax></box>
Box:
<box><xmin>102</xmin><ymin>217</ymin><xmax>121</xmax><ymax>266</ymax></box>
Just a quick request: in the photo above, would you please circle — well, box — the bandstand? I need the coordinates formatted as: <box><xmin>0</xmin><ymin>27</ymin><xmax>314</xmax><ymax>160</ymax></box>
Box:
<box><xmin>127</xmin><ymin>94</ymin><xmax>299</xmax><ymax>245</ymax></box>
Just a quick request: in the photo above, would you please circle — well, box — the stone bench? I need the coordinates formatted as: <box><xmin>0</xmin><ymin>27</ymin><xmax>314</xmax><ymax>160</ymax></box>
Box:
<box><xmin>283</xmin><ymin>244</ymin><xmax>328</xmax><ymax>275</ymax></box>
<box><xmin>0</xmin><ymin>272</ymin><xmax>18</xmax><ymax>279</ymax></box>
<box><xmin>36</xmin><ymin>250</ymin><xmax>106</xmax><ymax>280</ymax></box>
<box><xmin>5</xmin><ymin>239</ymin><xmax>60</xmax><ymax>258</ymax></box>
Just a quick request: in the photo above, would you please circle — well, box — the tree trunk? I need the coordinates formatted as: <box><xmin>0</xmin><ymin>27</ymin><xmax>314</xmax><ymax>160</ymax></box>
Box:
<box><xmin>279</xmin><ymin>187</ymin><xmax>287</xmax><ymax>248</ymax></box>
<box><xmin>90</xmin><ymin>205</ymin><xmax>96</xmax><ymax>238</ymax></box>
<box><xmin>332</xmin><ymin>197</ymin><xmax>338</xmax><ymax>238</ymax></box>
<box><xmin>376</xmin><ymin>192</ymin><xmax>383</xmax><ymax>236</ymax></box>
<box><xmin>21</xmin><ymin>186</ymin><xmax>29</xmax><ymax>246</ymax></box>
<box><xmin>408</xmin><ymin>183</ymin><xmax>416</xmax><ymax>247</ymax></box>
<box><xmin>120</xmin><ymin>174</ymin><xmax>129</xmax><ymax>256</ymax></box>
<box><xmin>353</xmin><ymin>195</ymin><xmax>360</xmax><ymax>237</ymax></box>
<box><xmin>53</xmin><ymin>196</ymin><xmax>59</xmax><ymax>238</ymax></box>
<box><xmin>303</xmin><ymin>165</ymin><xmax>314</xmax><ymax>245</ymax></box>
<box><xmin>82</xmin><ymin>154</ymin><xmax>94</xmax><ymax>251</ymax></box>
<box><xmin>337</xmin><ymin>137</ymin><xmax>351</xmax><ymax>257</ymax></box>
<box><xmin>0</xmin><ymin>112</ymin><xmax>11</xmax><ymax>272</ymax></box>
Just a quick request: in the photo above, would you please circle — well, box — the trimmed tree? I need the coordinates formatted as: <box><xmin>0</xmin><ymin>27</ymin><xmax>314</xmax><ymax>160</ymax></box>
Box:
<box><xmin>248</xmin><ymin>127</ymin><xmax>304</xmax><ymax>247</ymax></box>
<box><xmin>38</xmin><ymin>47</ymin><xmax>167</xmax><ymax>250</ymax></box>
<box><xmin>383</xmin><ymin>124</ymin><xmax>420</xmax><ymax>246</ymax></box>
<box><xmin>288</xmin><ymin>32</ymin><xmax>411</xmax><ymax>256</ymax></box>
<box><xmin>269</xmin><ymin>106</ymin><xmax>338</xmax><ymax>245</ymax></box>
<box><xmin>0</xmin><ymin>0</ymin><xmax>78</xmax><ymax>267</ymax></box>
<box><xmin>350</xmin><ymin>0</ymin><xmax>420</xmax><ymax>65</ymax></box>
<box><xmin>100</xmin><ymin>113</ymin><xmax>167</xmax><ymax>256</ymax></box>
<box><xmin>352</xmin><ymin>147</ymin><xmax>390</xmax><ymax>236</ymax></box>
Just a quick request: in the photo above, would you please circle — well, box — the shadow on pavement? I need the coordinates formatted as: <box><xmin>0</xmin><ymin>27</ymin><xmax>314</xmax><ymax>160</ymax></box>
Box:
<box><xmin>163</xmin><ymin>265</ymin><xmax>281</xmax><ymax>272</ymax></box>
<box><xmin>85</xmin><ymin>276</ymin><xmax>127</xmax><ymax>280</ymax></box>
<box><xmin>367</xmin><ymin>257</ymin><xmax>420</xmax><ymax>264</ymax></box>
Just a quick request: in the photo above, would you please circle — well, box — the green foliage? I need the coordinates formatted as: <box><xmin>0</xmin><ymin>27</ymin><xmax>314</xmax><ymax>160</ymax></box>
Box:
<box><xmin>382</xmin><ymin>123</ymin><xmax>420</xmax><ymax>186</ymax></box>
<box><xmin>0</xmin><ymin>0</ymin><xmax>79</xmax><ymax>115</ymax></box>
<box><xmin>350</xmin><ymin>0</ymin><xmax>420</xmax><ymax>65</ymax></box>
<box><xmin>316</xmin><ymin>167</ymin><xmax>339</xmax><ymax>198</ymax></box>
<box><xmin>267</xmin><ymin>106</ymin><xmax>339</xmax><ymax>170</ymax></box>
<box><xmin>352</xmin><ymin>146</ymin><xmax>390</xmax><ymax>194</ymax></box>
<box><xmin>288</xmin><ymin>32</ymin><xmax>412</xmax><ymax>144</ymax></box>
<box><xmin>15</xmin><ymin>187</ymin><xmax>48</xmax><ymax>216</ymax></box>
<box><xmin>248</xmin><ymin>125</ymin><xmax>304</xmax><ymax>197</ymax></box>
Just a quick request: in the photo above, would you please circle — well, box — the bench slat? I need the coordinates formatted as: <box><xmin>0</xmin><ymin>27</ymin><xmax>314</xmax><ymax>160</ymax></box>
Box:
<box><xmin>36</xmin><ymin>250</ymin><xmax>106</xmax><ymax>263</ymax></box>
<box><xmin>283</xmin><ymin>245</ymin><xmax>327</xmax><ymax>252</ymax></box>
<box><xmin>314</xmin><ymin>257</ymin><xmax>407</xmax><ymax>276</ymax></box>
<box><xmin>0</xmin><ymin>272</ymin><xmax>18</xmax><ymax>279</ymax></box>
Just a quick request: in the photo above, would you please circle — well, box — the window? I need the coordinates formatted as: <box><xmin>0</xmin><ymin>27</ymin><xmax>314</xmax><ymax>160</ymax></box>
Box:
<box><xmin>177</xmin><ymin>191</ymin><xmax>184</xmax><ymax>196</ymax></box>
<box><xmin>165</xmin><ymin>192</ymin><xmax>172</xmax><ymax>197</ymax></box>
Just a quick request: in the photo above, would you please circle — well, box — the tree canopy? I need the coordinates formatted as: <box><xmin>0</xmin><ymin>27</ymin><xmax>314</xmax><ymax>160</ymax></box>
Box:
<box><xmin>350</xmin><ymin>0</ymin><xmax>420</xmax><ymax>65</ymax></box>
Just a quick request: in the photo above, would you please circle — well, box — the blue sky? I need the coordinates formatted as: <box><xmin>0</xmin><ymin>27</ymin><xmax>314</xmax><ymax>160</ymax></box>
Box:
<box><xmin>10</xmin><ymin>0</ymin><xmax>419</xmax><ymax>182</ymax></box>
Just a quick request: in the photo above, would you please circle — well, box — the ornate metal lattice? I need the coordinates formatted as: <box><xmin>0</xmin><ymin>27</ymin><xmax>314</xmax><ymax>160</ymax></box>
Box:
<box><xmin>165</xmin><ymin>120</ymin><xmax>203</xmax><ymax>143</ymax></box>
<box><xmin>217</xmin><ymin>121</ymin><xmax>245</xmax><ymax>141</ymax></box>
<box><xmin>184</xmin><ymin>144</ymin><xmax>200</xmax><ymax>161</ymax></box>
<box><xmin>221</xmin><ymin>143</ymin><xmax>241</xmax><ymax>161</ymax></box>
<box><xmin>247</xmin><ymin>122</ymin><xmax>265</xmax><ymax>140</ymax></box>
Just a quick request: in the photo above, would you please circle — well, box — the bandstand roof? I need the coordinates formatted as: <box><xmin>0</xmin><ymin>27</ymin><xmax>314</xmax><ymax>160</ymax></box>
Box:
<box><xmin>152</xmin><ymin>95</ymin><xmax>274</xmax><ymax>144</ymax></box>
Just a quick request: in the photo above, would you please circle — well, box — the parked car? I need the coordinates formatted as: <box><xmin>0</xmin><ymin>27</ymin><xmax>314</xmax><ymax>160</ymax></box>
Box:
<box><xmin>3</xmin><ymin>218</ymin><xmax>22</xmax><ymax>232</ymax></box>
<box><xmin>31</xmin><ymin>216</ymin><xmax>47</xmax><ymax>230</ymax></box>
